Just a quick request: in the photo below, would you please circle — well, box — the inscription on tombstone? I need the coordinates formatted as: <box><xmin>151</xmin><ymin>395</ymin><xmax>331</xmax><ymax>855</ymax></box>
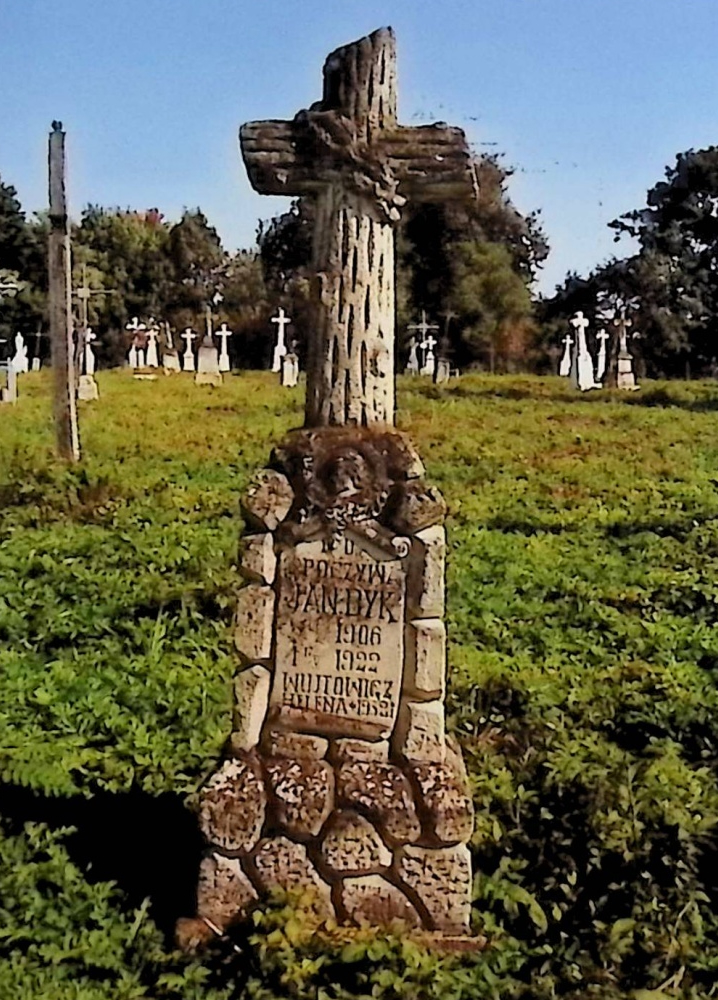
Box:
<box><xmin>273</xmin><ymin>534</ymin><xmax>405</xmax><ymax>739</ymax></box>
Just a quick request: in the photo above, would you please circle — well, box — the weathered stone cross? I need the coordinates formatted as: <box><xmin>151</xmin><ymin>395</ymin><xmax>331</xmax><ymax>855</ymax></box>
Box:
<box><xmin>241</xmin><ymin>27</ymin><xmax>475</xmax><ymax>427</ymax></box>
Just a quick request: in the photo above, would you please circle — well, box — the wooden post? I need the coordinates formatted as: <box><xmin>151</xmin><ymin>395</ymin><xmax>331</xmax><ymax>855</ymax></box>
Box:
<box><xmin>48</xmin><ymin>121</ymin><xmax>80</xmax><ymax>461</ymax></box>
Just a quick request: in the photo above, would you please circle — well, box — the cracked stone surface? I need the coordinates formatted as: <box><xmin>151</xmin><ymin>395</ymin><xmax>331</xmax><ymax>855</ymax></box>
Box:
<box><xmin>407</xmin><ymin>524</ymin><xmax>446</xmax><ymax>619</ymax></box>
<box><xmin>242</xmin><ymin>469</ymin><xmax>294</xmax><ymax>531</ymax></box>
<box><xmin>320</xmin><ymin>810</ymin><xmax>392</xmax><ymax>874</ymax></box>
<box><xmin>410</xmin><ymin>760</ymin><xmax>474</xmax><ymax>844</ymax></box>
<box><xmin>197</xmin><ymin>853</ymin><xmax>258</xmax><ymax>929</ymax></box>
<box><xmin>240</xmin><ymin>532</ymin><xmax>277</xmax><ymax>584</ymax></box>
<box><xmin>340</xmin><ymin>875</ymin><xmax>421</xmax><ymax>928</ymax></box>
<box><xmin>234</xmin><ymin>584</ymin><xmax>275</xmax><ymax>662</ymax></box>
<box><xmin>333</xmin><ymin>738</ymin><xmax>390</xmax><ymax>763</ymax></box>
<box><xmin>397</xmin><ymin>844</ymin><xmax>472</xmax><ymax>933</ymax></box>
<box><xmin>252</xmin><ymin>836</ymin><xmax>333</xmax><ymax>917</ymax></box>
<box><xmin>231</xmin><ymin>665</ymin><xmax>271</xmax><ymax>752</ymax></box>
<box><xmin>199</xmin><ymin>756</ymin><xmax>266</xmax><ymax>852</ymax></box>
<box><xmin>265</xmin><ymin>757</ymin><xmax>334</xmax><ymax>838</ymax></box>
<box><xmin>267</xmin><ymin>730</ymin><xmax>329</xmax><ymax>759</ymax></box>
<box><xmin>393</xmin><ymin>699</ymin><xmax>446</xmax><ymax>762</ymax></box>
<box><xmin>337</xmin><ymin>761</ymin><xmax>421</xmax><ymax>844</ymax></box>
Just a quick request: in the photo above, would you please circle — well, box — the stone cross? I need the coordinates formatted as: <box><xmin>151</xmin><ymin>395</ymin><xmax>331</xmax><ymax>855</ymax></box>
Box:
<box><xmin>408</xmin><ymin>311</ymin><xmax>440</xmax><ymax>370</ymax></box>
<box><xmin>241</xmin><ymin>27</ymin><xmax>475</xmax><ymax>427</ymax></box>
<box><xmin>595</xmin><ymin>328</ymin><xmax>609</xmax><ymax>381</ymax></box>
<box><xmin>12</xmin><ymin>332</ymin><xmax>29</xmax><ymax>374</ymax></box>
<box><xmin>559</xmin><ymin>333</ymin><xmax>573</xmax><ymax>377</ymax></box>
<box><xmin>83</xmin><ymin>328</ymin><xmax>97</xmax><ymax>376</ymax></box>
<box><xmin>569</xmin><ymin>311</ymin><xmax>598</xmax><ymax>392</ymax></box>
<box><xmin>145</xmin><ymin>321</ymin><xmax>160</xmax><ymax>368</ymax></box>
<box><xmin>217</xmin><ymin>322</ymin><xmax>233</xmax><ymax>372</ymax></box>
<box><xmin>181</xmin><ymin>328</ymin><xmax>197</xmax><ymax>372</ymax></box>
<box><xmin>270</xmin><ymin>307</ymin><xmax>291</xmax><ymax>373</ymax></box>
<box><xmin>420</xmin><ymin>333</ymin><xmax>438</xmax><ymax>377</ymax></box>
<box><xmin>614</xmin><ymin>312</ymin><xmax>633</xmax><ymax>355</ymax></box>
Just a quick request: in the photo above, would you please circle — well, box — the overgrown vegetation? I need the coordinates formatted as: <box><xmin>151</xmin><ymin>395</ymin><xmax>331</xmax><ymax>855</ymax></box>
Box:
<box><xmin>3</xmin><ymin>371</ymin><xmax>718</xmax><ymax>998</ymax></box>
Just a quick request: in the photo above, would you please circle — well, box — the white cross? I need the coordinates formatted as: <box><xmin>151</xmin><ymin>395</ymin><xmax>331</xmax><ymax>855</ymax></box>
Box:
<box><xmin>271</xmin><ymin>307</ymin><xmax>291</xmax><ymax>371</ymax></box>
<box><xmin>217</xmin><ymin>322</ymin><xmax>232</xmax><ymax>372</ymax></box>
<box><xmin>569</xmin><ymin>311</ymin><xmax>590</xmax><ymax>336</ymax></box>
<box><xmin>408</xmin><ymin>310</ymin><xmax>440</xmax><ymax>341</ymax></box>
<box><xmin>597</xmin><ymin>329</ymin><xmax>609</xmax><ymax>344</ymax></box>
<box><xmin>125</xmin><ymin>316</ymin><xmax>145</xmax><ymax>334</ymax></box>
<box><xmin>182</xmin><ymin>328</ymin><xmax>197</xmax><ymax>352</ymax></box>
<box><xmin>563</xmin><ymin>333</ymin><xmax>573</xmax><ymax>347</ymax></box>
<box><xmin>422</xmin><ymin>333</ymin><xmax>437</xmax><ymax>354</ymax></box>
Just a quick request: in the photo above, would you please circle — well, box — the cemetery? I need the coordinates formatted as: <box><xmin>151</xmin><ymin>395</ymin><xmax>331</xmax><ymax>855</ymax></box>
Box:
<box><xmin>4</xmin><ymin>11</ymin><xmax>718</xmax><ymax>1000</ymax></box>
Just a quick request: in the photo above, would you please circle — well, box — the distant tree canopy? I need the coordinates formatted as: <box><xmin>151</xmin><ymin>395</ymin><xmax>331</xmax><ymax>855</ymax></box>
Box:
<box><xmin>541</xmin><ymin>145</ymin><xmax>718</xmax><ymax>379</ymax></box>
<box><xmin>0</xmin><ymin>150</ymin><xmax>546</xmax><ymax>372</ymax></box>
<box><xmin>256</xmin><ymin>153</ymin><xmax>548</xmax><ymax>373</ymax></box>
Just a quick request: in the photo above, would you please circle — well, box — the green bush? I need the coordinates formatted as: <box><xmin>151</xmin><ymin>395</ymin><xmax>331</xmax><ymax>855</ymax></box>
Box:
<box><xmin>3</xmin><ymin>370</ymin><xmax>718</xmax><ymax>997</ymax></box>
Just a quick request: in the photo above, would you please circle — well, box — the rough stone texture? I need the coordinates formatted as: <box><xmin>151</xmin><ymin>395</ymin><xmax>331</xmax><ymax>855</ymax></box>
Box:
<box><xmin>394</xmin><ymin>700</ymin><xmax>446</xmax><ymax>763</ymax></box>
<box><xmin>337</xmin><ymin>761</ymin><xmax>421</xmax><ymax>844</ymax></box>
<box><xmin>195</xmin><ymin>371</ymin><xmax>223</xmax><ymax>387</ymax></box>
<box><xmin>252</xmin><ymin>836</ymin><xmax>333</xmax><ymax>917</ymax></box>
<box><xmin>231</xmin><ymin>665</ymin><xmax>271</xmax><ymax>752</ymax></box>
<box><xmin>397</xmin><ymin>845</ymin><xmax>472</xmax><ymax>933</ymax></box>
<box><xmin>265</xmin><ymin>758</ymin><xmax>334</xmax><ymax>838</ymax></box>
<box><xmin>199</xmin><ymin>756</ymin><xmax>266</xmax><ymax>852</ymax></box>
<box><xmin>320</xmin><ymin>810</ymin><xmax>392</xmax><ymax>873</ymax></box>
<box><xmin>197</xmin><ymin>853</ymin><xmax>258</xmax><ymax>929</ymax></box>
<box><xmin>406</xmin><ymin>619</ymin><xmax>446</xmax><ymax>697</ymax></box>
<box><xmin>387</xmin><ymin>482</ymin><xmax>447</xmax><ymax>535</ymax></box>
<box><xmin>240</xmin><ymin>533</ymin><xmax>277</xmax><ymax>585</ymax></box>
<box><xmin>341</xmin><ymin>875</ymin><xmax>421</xmax><ymax>928</ymax></box>
<box><xmin>242</xmin><ymin>469</ymin><xmax>294</xmax><ymax>531</ymax></box>
<box><xmin>77</xmin><ymin>374</ymin><xmax>99</xmax><ymax>401</ymax></box>
<box><xmin>407</xmin><ymin>525</ymin><xmax>446</xmax><ymax>619</ymax></box>
<box><xmin>267</xmin><ymin>730</ymin><xmax>329</xmax><ymax>759</ymax></box>
<box><xmin>234</xmin><ymin>584</ymin><xmax>275</xmax><ymax>662</ymax></box>
<box><xmin>409</xmin><ymin>760</ymin><xmax>474</xmax><ymax>844</ymax></box>
<box><xmin>333</xmin><ymin>738</ymin><xmax>390</xmax><ymax>763</ymax></box>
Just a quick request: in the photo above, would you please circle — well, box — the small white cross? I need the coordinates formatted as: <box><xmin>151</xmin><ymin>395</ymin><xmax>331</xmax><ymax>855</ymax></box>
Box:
<box><xmin>217</xmin><ymin>322</ymin><xmax>232</xmax><ymax>372</ymax></box>
<box><xmin>421</xmin><ymin>333</ymin><xmax>438</xmax><ymax>354</ymax></box>
<box><xmin>125</xmin><ymin>316</ymin><xmax>145</xmax><ymax>334</ymax></box>
<box><xmin>597</xmin><ymin>329</ymin><xmax>609</xmax><ymax>344</ymax></box>
<box><xmin>271</xmin><ymin>307</ymin><xmax>291</xmax><ymax>340</ymax></box>
<box><xmin>563</xmin><ymin>333</ymin><xmax>573</xmax><ymax>347</ymax></box>
<box><xmin>570</xmin><ymin>311</ymin><xmax>590</xmax><ymax>335</ymax></box>
<box><xmin>408</xmin><ymin>310</ymin><xmax>440</xmax><ymax>341</ymax></box>
<box><xmin>181</xmin><ymin>328</ymin><xmax>198</xmax><ymax>351</ymax></box>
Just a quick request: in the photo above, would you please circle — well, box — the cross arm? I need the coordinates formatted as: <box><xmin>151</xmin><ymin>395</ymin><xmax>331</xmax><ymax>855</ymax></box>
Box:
<box><xmin>240</xmin><ymin>119</ymin><xmax>326</xmax><ymax>196</ymax></box>
<box><xmin>382</xmin><ymin>124</ymin><xmax>477</xmax><ymax>202</ymax></box>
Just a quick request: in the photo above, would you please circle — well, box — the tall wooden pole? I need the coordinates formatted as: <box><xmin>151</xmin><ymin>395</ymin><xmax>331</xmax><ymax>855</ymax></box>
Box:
<box><xmin>48</xmin><ymin>121</ymin><xmax>80</xmax><ymax>461</ymax></box>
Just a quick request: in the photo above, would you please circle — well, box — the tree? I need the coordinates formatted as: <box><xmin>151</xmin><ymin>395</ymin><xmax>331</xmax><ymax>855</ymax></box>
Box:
<box><xmin>0</xmin><ymin>177</ymin><xmax>46</xmax><ymax>345</ymax></box>
<box><xmin>166</xmin><ymin>209</ymin><xmax>225</xmax><ymax>331</ymax></box>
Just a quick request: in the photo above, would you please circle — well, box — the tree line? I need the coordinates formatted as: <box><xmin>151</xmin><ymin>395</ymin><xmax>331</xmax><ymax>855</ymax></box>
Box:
<box><xmin>0</xmin><ymin>152</ymin><xmax>547</xmax><ymax>372</ymax></box>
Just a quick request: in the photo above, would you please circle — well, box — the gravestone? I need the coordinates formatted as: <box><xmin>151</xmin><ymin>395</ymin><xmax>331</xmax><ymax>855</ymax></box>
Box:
<box><xmin>614</xmin><ymin>313</ymin><xmax>639</xmax><ymax>390</ymax></box>
<box><xmin>420</xmin><ymin>333</ymin><xmax>437</xmax><ymax>378</ymax></box>
<box><xmin>405</xmin><ymin>336</ymin><xmax>420</xmax><ymax>375</ymax></box>
<box><xmin>146</xmin><ymin>321</ymin><xmax>160</xmax><ymax>368</ymax></box>
<box><xmin>569</xmin><ymin>312</ymin><xmax>599</xmax><ymax>391</ymax></box>
<box><xmin>281</xmin><ymin>347</ymin><xmax>299</xmax><ymax>387</ymax></box>
<box><xmin>77</xmin><ymin>328</ymin><xmax>99</xmax><ymax>400</ymax></box>
<box><xmin>196</xmin><ymin>331</ymin><xmax>223</xmax><ymax>386</ymax></box>
<box><xmin>181</xmin><ymin>328</ymin><xmax>197</xmax><ymax>372</ymax></box>
<box><xmin>217</xmin><ymin>322</ymin><xmax>233</xmax><ymax>372</ymax></box>
<box><xmin>435</xmin><ymin>357</ymin><xmax>451</xmax><ymax>384</ymax></box>
<box><xmin>12</xmin><ymin>332</ymin><xmax>28</xmax><ymax>374</ymax></box>
<box><xmin>1</xmin><ymin>360</ymin><xmax>17</xmax><ymax>404</ymax></box>
<box><xmin>595</xmin><ymin>329</ymin><xmax>609</xmax><ymax>382</ymax></box>
<box><xmin>558</xmin><ymin>333</ymin><xmax>572</xmax><ymax>377</ymax></box>
<box><xmin>162</xmin><ymin>324</ymin><xmax>181</xmax><ymax>372</ymax></box>
<box><xmin>271</xmin><ymin>307</ymin><xmax>290</xmax><ymax>372</ymax></box>
<box><xmin>179</xmin><ymin>27</ymin><xmax>476</xmax><ymax>949</ymax></box>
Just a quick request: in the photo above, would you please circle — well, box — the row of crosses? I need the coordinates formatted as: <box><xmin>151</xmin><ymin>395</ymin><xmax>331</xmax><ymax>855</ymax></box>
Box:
<box><xmin>560</xmin><ymin>310</ymin><xmax>638</xmax><ymax>390</ymax></box>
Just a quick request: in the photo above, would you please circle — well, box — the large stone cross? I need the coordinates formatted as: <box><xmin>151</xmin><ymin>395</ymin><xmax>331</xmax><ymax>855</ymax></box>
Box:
<box><xmin>240</xmin><ymin>27</ymin><xmax>476</xmax><ymax>428</ymax></box>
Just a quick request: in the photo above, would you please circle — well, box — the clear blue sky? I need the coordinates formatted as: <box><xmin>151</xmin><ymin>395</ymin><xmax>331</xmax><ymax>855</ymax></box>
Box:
<box><xmin>2</xmin><ymin>0</ymin><xmax>717</xmax><ymax>294</ymax></box>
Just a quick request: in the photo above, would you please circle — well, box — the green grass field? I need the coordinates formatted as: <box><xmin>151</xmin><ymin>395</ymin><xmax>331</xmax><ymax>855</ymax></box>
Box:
<box><xmin>3</xmin><ymin>370</ymin><xmax>718</xmax><ymax>999</ymax></box>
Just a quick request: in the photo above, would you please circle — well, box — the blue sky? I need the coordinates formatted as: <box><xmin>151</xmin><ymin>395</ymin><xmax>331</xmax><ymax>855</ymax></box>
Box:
<box><xmin>2</xmin><ymin>0</ymin><xmax>717</xmax><ymax>294</ymax></box>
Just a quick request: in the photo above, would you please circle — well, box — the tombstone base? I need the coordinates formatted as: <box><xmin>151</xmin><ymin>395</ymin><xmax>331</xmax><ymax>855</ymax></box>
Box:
<box><xmin>617</xmin><ymin>354</ymin><xmax>639</xmax><ymax>390</ymax></box>
<box><xmin>195</xmin><ymin>372</ymin><xmax>224</xmax><ymax>387</ymax></box>
<box><xmin>77</xmin><ymin>375</ymin><xmax>99</xmax><ymax>401</ymax></box>
<box><xmin>181</xmin><ymin>427</ymin><xmax>474</xmax><ymax>942</ymax></box>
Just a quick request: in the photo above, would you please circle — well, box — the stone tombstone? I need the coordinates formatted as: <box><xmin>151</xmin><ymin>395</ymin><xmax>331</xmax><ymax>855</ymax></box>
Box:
<box><xmin>558</xmin><ymin>333</ymin><xmax>572</xmax><ymax>377</ymax></box>
<box><xmin>217</xmin><ymin>322</ymin><xmax>233</xmax><ymax>373</ymax></box>
<box><xmin>595</xmin><ymin>329</ymin><xmax>609</xmax><ymax>382</ymax></box>
<box><xmin>1</xmin><ymin>360</ymin><xmax>17</xmax><ymax>404</ymax></box>
<box><xmin>181</xmin><ymin>328</ymin><xmax>197</xmax><ymax>372</ymax></box>
<box><xmin>162</xmin><ymin>324</ymin><xmax>181</xmax><ymax>372</ymax></box>
<box><xmin>271</xmin><ymin>307</ymin><xmax>290</xmax><ymax>372</ymax></box>
<box><xmin>196</xmin><ymin>331</ymin><xmax>223</xmax><ymax>387</ymax></box>
<box><xmin>145</xmin><ymin>321</ymin><xmax>160</xmax><ymax>368</ymax></box>
<box><xmin>280</xmin><ymin>349</ymin><xmax>299</xmax><ymax>387</ymax></box>
<box><xmin>569</xmin><ymin>311</ymin><xmax>599</xmax><ymax>391</ymax></box>
<box><xmin>405</xmin><ymin>337</ymin><xmax>420</xmax><ymax>375</ymax></box>
<box><xmin>614</xmin><ymin>313</ymin><xmax>639</xmax><ymax>390</ymax></box>
<box><xmin>178</xmin><ymin>28</ymin><xmax>476</xmax><ymax>950</ymax></box>
<box><xmin>12</xmin><ymin>332</ymin><xmax>28</xmax><ymax>374</ymax></box>
<box><xmin>434</xmin><ymin>358</ymin><xmax>451</xmax><ymax>385</ymax></box>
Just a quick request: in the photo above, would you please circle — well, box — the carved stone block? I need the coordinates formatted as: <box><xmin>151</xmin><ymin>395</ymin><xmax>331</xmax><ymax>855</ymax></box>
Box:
<box><xmin>240</xmin><ymin>532</ymin><xmax>277</xmax><ymax>584</ymax></box>
<box><xmin>234</xmin><ymin>584</ymin><xmax>275</xmax><ymax>662</ymax></box>
<box><xmin>393</xmin><ymin>699</ymin><xmax>446</xmax><ymax>763</ymax></box>
<box><xmin>197</xmin><ymin>853</ymin><xmax>258</xmax><ymax>929</ymax></box>
<box><xmin>397</xmin><ymin>844</ymin><xmax>472</xmax><ymax>933</ymax></box>
<box><xmin>265</xmin><ymin>758</ymin><xmax>334</xmax><ymax>838</ymax></box>
<box><xmin>337</xmin><ymin>761</ymin><xmax>421</xmax><ymax>844</ymax></box>
<box><xmin>406</xmin><ymin>618</ymin><xmax>446</xmax><ymax>697</ymax></box>
<box><xmin>341</xmin><ymin>875</ymin><xmax>421</xmax><ymax>928</ymax></box>
<box><xmin>333</xmin><ymin>738</ymin><xmax>390</xmax><ymax>763</ymax></box>
<box><xmin>320</xmin><ymin>810</ymin><xmax>392</xmax><ymax>874</ymax></box>
<box><xmin>410</xmin><ymin>761</ymin><xmax>474</xmax><ymax>844</ymax></box>
<box><xmin>252</xmin><ymin>837</ymin><xmax>333</xmax><ymax>917</ymax></box>
<box><xmin>387</xmin><ymin>481</ymin><xmax>446</xmax><ymax>535</ymax></box>
<box><xmin>231</xmin><ymin>665</ymin><xmax>271</xmax><ymax>752</ymax></box>
<box><xmin>407</xmin><ymin>525</ymin><xmax>445</xmax><ymax>619</ymax></box>
<box><xmin>242</xmin><ymin>469</ymin><xmax>294</xmax><ymax>531</ymax></box>
<box><xmin>199</xmin><ymin>756</ymin><xmax>266</xmax><ymax>852</ymax></box>
<box><xmin>267</xmin><ymin>730</ymin><xmax>329</xmax><ymax>759</ymax></box>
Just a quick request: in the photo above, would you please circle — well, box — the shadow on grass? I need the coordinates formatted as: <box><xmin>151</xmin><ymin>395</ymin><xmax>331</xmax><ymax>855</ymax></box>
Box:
<box><xmin>1</xmin><ymin>784</ymin><xmax>202</xmax><ymax>937</ymax></box>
